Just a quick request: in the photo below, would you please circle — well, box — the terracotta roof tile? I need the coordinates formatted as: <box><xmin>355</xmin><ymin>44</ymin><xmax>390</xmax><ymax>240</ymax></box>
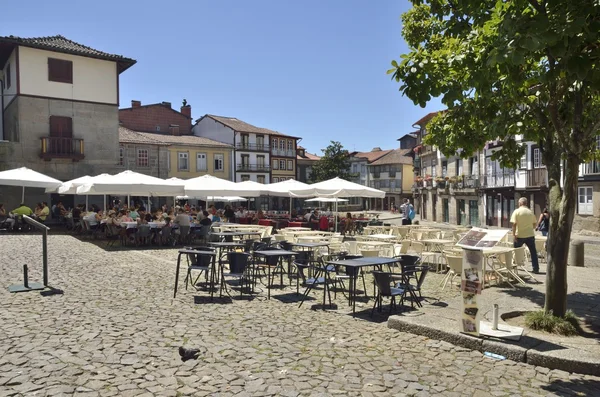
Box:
<box><xmin>133</xmin><ymin>131</ymin><xmax>232</xmax><ymax>147</ymax></box>
<box><xmin>351</xmin><ymin>149</ymin><xmax>393</xmax><ymax>163</ymax></box>
<box><xmin>119</xmin><ymin>127</ymin><xmax>167</xmax><ymax>145</ymax></box>
<box><xmin>202</xmin><ymin>114</ymin><xmax>298</xmax><ymax>138</ymax></box>
<box><xmin>297</xmin><ymin>151</ymin><xmax>321</xmax><ymax>161</ymax></box>
<box><xmin>0</xmin><ymin>35</ymin><xmax>136</xmax><ymax>73</ymax></box>
<box><xmin>413</xmin><ymin>111</ymin><xmax>441</xmax><ymax>127</ymax></box>
<box><xmin>370</xmin><ymin>149</ymin><xmax>413</xmax><ymax>165</ymax></box>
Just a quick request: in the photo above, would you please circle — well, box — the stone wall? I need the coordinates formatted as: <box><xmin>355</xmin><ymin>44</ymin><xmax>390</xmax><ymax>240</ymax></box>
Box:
<box><xmin>0</xmin><ymin>96</ymin><xmax>120</xmax><ymax>180</ymax></box>
<box><xmin>118</xmin><ymin>144</ymin><xmax>169</xmax><ymax>179</ymax></box>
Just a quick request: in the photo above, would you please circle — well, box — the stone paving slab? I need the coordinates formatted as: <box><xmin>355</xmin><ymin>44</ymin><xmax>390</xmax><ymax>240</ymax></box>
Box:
<box><xmin>0</xmin><ymin>234</ymin><xmax>600</xmax><ymax>396</ymax></box>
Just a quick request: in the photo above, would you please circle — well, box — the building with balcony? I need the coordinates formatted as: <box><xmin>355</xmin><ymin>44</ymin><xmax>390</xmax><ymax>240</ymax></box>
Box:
<box><xmin>0</xmin><ymin>34</ymin><xmax>135</xmax><ymax>208</ymax></box>
<box><xmin>118</xmin><ymin>101</ymin><xmax>232</xmax><ymax>180</ymax></box>
<box><xmin>296</xmin><ymin>146</ymin><xmax>320</xmax><ymax>183</ymax></box>
<box><xmin>192</xmin><ymin>114</ymin><xmax>299</xmax><ymax>184</ymax></box>
<box><xmin>576</xmin><ymin>136</ymin><xmax>600</xmax><ymax>231</ymax></box>
<box><xmin>367</xmin><ymin>149</ymin><xmax>413</xmax><ymax>211</ymax></box>
<box><xmin>348</xmin><ymin>147</ymin><xmax>393</xmax><ymax>210</ymax></box>
<box><xmin>412</xmin><ymin>112</ymin><xmax>484</xmax><ymax>227</ymax></box>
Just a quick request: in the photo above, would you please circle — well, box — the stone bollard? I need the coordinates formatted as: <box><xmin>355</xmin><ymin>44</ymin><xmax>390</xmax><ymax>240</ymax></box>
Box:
<box><xmin>568</xmin><ymin>240</ymin><xmax>585</xmax><ymax>267</ymax></box>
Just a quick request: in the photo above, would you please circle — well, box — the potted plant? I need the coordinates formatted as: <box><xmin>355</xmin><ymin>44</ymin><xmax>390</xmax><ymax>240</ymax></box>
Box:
<box><xmin>457</xmin><ymin>174</ymin><xmax>465</xmax><ymax>188</ymax></box>
<box><xmin>424</xmin><ymin>174</ymin><xmax>433</xmax><ymax>187</ymax></box>
<box><xmin>435</xmin><ymin>176</ymin><xmax>446</xmax><ymax>188</ymax></box>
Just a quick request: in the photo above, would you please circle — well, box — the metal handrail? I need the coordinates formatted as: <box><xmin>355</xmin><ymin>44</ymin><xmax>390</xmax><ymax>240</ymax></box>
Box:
<box><xmin>22</xmin><ymin>215</ymin><xmax>50</xmax><ymax>286</ymax></box>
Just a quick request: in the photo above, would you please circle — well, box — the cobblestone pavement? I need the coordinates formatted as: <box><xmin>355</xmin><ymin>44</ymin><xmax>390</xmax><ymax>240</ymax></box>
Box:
<box><xmin>1</xmin><ymin>235</ymin><xmax>600</xmax><ymax>396</ymax></box>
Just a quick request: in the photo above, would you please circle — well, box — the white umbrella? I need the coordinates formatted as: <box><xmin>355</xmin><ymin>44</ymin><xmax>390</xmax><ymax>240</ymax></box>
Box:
<box><xmin>185</xmin><ymin>175</ymin><xmax>262</xmax><ymax>197</ymax></box>
<box><xmin>77</xmin><ymin>170</ymin><xmax>184</xmax><ymax>196</ymax></box>
<box><xmin>305</xmin><ymin>197</ymin><xmax>349</xmax><ymax>203</ymax></box>
<box><xmin>289</xmin><ymin>177</ymin><xmax>385</xmax><ymax>198</ymax></box>
<box><xmin>0</xmin><ymin>167</ymin><xmax>62</xmax><ymax>202</ymax></box>
<box><xmin>265</xmin><ymin>179</ymin><xmax>311</xmax><ymax>197</ymax></box>
<box><xmin>236</xmin><ymin>180</ymin><xmax>268</xmax><ymax>195</ymax></box>
<box><xmin>177</xmin><ymin>195</ymin><xmax>248</xmax><ymax>202</ymax></box>
<box><xmin>49</xmin><ymin>174</ymin><xmax>112</xmax><ymax>194</ymax></box>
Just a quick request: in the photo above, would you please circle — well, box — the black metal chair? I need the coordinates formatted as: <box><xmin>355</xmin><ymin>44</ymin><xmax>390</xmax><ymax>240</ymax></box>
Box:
<box><xmin>371</xmin><ymin>271</ymin><xmax>407</xmax><ymax>317</ymax></box>
<box><xmin>298</xmin><ymin>257</ymin><xmax>335</xmax><ymax>309</ymax></box>
<box><xmin>396</xmin><ymin>265</ymin><xmax>429</xmax><ymax>308</ymax></box>
<box><xmin>184</xmin><ymin>247</ymin><xmax>215</xmax><ymax>291</ymax></box>
<box><xmin>221</xmin><ymin>252</ymin><xmax>252</xmax><ymax>297</ymax></box>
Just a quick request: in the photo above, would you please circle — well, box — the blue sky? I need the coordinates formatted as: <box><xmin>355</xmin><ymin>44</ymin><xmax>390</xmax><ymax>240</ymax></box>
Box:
<box><xmin>3</xmin><ymin>0</ymin><xmax>442</xmax><ymax>155</ymax></box>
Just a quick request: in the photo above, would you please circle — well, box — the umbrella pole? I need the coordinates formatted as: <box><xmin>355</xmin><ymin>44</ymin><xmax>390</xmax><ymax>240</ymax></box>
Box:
<box><xmin>127</xmin><ymin>195</ymin><xmax>130</xmax><ymax>208</ymax></box>
<box><xmin>21</xmin><ymin>186</ymin><xmax>25</xmax><ymax>203</ymax></box>
<box><xmin>103</xmin><ymin>195</ymin><xmax>106</xmax><ymax>211</ymax></box>
<box><xmin>335</xmin><ymin>200</ymin><xmax>338</xmax><ymax>232</ymax></box>
<box><xmin>86</xmin><ymin>195</ymin><xmax>89</xmax><ymax>210</ymax></box>
<box><xmin>147</xmin><ymin>195</ymin><xmax>150</xmax><ymax>210</ymax></box>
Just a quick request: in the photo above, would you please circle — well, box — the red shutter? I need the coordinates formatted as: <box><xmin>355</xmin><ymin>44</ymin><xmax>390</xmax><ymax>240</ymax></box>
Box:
<box><xmin>48</xmin><ymin>58</ymin><xmax>73</xmax><ymax>84</ymax></box>
<box><xmin>49</xmin><ymin>116</ymin><xmax>73</xmax><ymax>138</ymax></box>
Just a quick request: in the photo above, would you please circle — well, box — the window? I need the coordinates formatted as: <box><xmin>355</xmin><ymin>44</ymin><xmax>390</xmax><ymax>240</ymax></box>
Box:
<box><xmin>287</xmin><ymin>160</ymin><xmax>293</xmax><ymax>171</ymax></box>
<box><xmin>137</xmin><ymin>149</ymin><xmax>149</xmax><ymax>167</ymax></box>
<box><xmin>256</xmin><ymin>135</ymin><xmax>264</xmax><ymax>149</ymax></box>
<box><xmin>257</xmin><ymin>155</ymin><xmax>265</xmax><ymax>167</ymax></box>
<box><xmin>6</xmin><ymin>63</ymin><xmax>10</xmax><ymax>89</ymax></box>
<box><xmin>352</xmin><ymin>164</ymin><xmax>358</xmax><ymax>173</ymax></box>
<box><xmin>279</xmin><ymin>140</ymin><xmax>285</xmax><ymax>150</ymax></box>
<box><xmin>280</xmin><ymin>159</ymin><xmax>286</xmax><ymax>170</ymax></box>
<box><xmin>457</xmin><ymin>159</ymin><xmax>463</xmax><ymax>176</ymax></box>
<box><xmin>441</xmin><ymin>160</ymin><xmax>447</xmax><ymax>177</ymax></box>
<box><xmin>177</xmin><ymin>152</ymin><xmax>189</xmax><ymax>171</ymax></box>
<box><xmin>241</xmin><ymin>175</ymin><xmax>250</xmax><ymax>182</ymax></box>
<box><xmin>119</xmin><ymin>146</ymin><xmax>124</xmax><ymax>166</ymax></box>
<box><xmin>272</xmin><ymin>159</ymin><xmax>279</xmax><ymax>169</ymax></box>
<box><xmin>241</xmin><ymin>134</ymin><xmax>249</xmax><ymax>146</ymax></box>
<box><xmin>520</xmin><ymin>147</ymin><xmax>528</xmax><ymax>169</ymax></box>
<box><xmin>272</xmin><ymin>177</ymin><xmax>279</xmax><ymax>183</ymax></box>
<box><xmin>48</xmin><ymin>58</ymin><xmax>73</xmax><ymax>84</ymax></box>
<box><xmin>288</xmin><ymin>140</ymin><xmax>294</xmax><ymax>151</ymax></box>
<box><xmin>214</xmin><ymin>154</ymin><xmax>224</xmax><ymax>171</ymax></box>
<box><xmin>241</xmin><ymin>154</ymin><xmax>250</xmax><ymax>167</ymax></box>
<box><xmin>272</xmin><ymin>138</ymin><xmax>277</xmax><ymax>149</ymax></box>
<box><xmin>389</xmin><ymin>166</ymin><xmax>397</xmax><ymax>178</ymax></box>
<box><xmin>361</xmin><ymin>164</ymin><xmax>366</xmax><ymax>174</ymax></box>
<box><xmin>196</xmin><ymin>153</ymin><xmax>207</xmax><ymax>171</ymax></box>
<box><xmin>579</xmin><ymin>186</ymin><xmax>593</xmax><ymax>215</ymax></box>
<box><xmin>257</xmin><ymin>175</ymin><xmax>265</xmax><ymax>184</ymax></box>
<box><xmin>470</xmin><ymin>156</ymin><xmax>478</xmax><ymax>175</ymax></box>
<box><xmin>533</xmin><ymin>148</ymin><xmax>542</xmax><ymax>168</ymax></box>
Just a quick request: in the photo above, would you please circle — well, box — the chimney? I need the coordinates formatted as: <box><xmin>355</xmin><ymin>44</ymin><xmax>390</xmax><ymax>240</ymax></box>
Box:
<box><xmin>180</xmin><ymin>104</ymin><xmax>191</xmax><ymax>118</ymax></box>
<box><xmin>372</xmin><ymin>147</ymin><xmax>382</xmax><ymax>152</ymax></box>
<box><xmin>169</xmin><ymin>124</ymin><xmax>180</xmax><ymax>136</ymax></box>
<box><xmin>131</xmin><ymin>100</ymin><xmax>141</xmax><ymax>108</ymax></box>
<box><xmin>161</xmin><ymin>101</ymin><xmax>172</xmax><ymax>109</ymax></box>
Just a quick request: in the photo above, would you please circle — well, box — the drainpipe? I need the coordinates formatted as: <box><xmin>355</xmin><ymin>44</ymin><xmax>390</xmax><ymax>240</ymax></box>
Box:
<box><xmin>0</xmin><ymin>72</ymin><xmax>4</xmax><ymax>141</ymax></box>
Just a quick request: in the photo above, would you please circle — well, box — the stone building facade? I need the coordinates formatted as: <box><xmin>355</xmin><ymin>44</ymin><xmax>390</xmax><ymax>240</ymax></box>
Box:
<box><xmin>0</xmin><ymin>35</ymin><xmax>135</xmax><ymax>209</ymax></box>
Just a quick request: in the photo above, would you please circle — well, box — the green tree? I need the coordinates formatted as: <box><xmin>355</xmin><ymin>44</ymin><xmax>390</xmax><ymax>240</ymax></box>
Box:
<box><xmin>310</xmin><ymin>141</ymin><xmax>355</xmax><ymax>182</ymax></box>
<box><xmin>389</xmin><ymin>0</ymin><xmax>600</xmax><ymax>317</ymax></box>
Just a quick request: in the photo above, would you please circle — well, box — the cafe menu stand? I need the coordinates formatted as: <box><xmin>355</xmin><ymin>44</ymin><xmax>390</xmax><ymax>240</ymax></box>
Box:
<box><xmin>455</xmin><ymin>228</ymin><xmax>522</xmax><ymax>340</ymax></box>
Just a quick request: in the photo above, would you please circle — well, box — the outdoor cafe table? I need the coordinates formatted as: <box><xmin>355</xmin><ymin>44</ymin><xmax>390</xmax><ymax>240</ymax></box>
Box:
<box><xmin>326</xmin><ymin>257</ymin><xmax>399</xmax><ymax>317</ymax></box>
<box><xmin>209</xmin><ymin>231</ymin><xmax>262</xmax><ymax>242</ymax></box>
<box><xmin>364</xmin><ymin>234</ymin><xmax>396</xmax><ymax>240</ymax></box>
<box><xmin>173</xmin><ymin>249</ymin><xmax>217</xmax><ymax>299</ymax></box>
<box><xmin>254</xmin><ymin>250</ymin><xmax>297</xmax><ymax>299</ymax></box>
<box><xmin>291</xmin><ymin>242</ymin><xmax>330</xmax><ymax>263</ymax></box>
<box><xmin>209</xmin><ymin>241</ymin><xmax>246</xmax><ymax>273</ymax></box>
<box><xmin>285</xmin><ymin>227</ymin><xmax>311</xmax><ymax>231</ymax></box>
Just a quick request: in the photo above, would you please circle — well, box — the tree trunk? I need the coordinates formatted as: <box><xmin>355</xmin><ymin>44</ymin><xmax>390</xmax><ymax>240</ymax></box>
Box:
<box><xmin>544</xmin><ymin>155</ymin><xmax>578</xmax><ymax>317</ymax></box>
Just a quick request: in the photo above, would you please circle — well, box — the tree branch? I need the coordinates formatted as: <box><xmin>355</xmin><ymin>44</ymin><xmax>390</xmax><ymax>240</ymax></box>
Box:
<box><xmin>527</xmin><ymin>0</ymin><xmax>544</xmax><ymax>14</ymax></box>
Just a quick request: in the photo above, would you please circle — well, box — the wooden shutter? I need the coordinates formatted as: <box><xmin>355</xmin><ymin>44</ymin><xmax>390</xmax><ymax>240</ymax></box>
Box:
<box><xmin>49</xmin><ymin>116</ymin><xmax>73</xmax><ymax>137</ymax></box>
<box><xmin>48</xmin><ymin>58</ymin><xmax>73</xmax><ymax>83</ymax></box>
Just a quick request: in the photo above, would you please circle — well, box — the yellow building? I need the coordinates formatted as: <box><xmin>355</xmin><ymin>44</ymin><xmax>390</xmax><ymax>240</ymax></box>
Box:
<box><xmin>123</xmin><ymin>130</ymin><xmax>234</xmax><ymax>180</ymax></box>
<box><xmin>367</xmin><ymin>149</ymin><xmax>414</xmax><ymax>211</ymax></box>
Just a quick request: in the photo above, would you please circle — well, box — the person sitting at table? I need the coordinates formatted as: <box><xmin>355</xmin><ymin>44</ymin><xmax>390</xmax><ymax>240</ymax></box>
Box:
<box><xmin>129</xmin><ymin>206</ymin><xmax>139</xmax><ymax>220</ymax></box>
<box><xmin>38</xmin><ymin>202</ymin><xmax>50</xmax><ymax>222</ymax></box>
<box><xmin>83</xmin><ymin>208</ymin><xmax>100</xmax><ymax>230</ymax></box>
<box><xmin>341</xmin><ymin>212</ymin><xmax>354</xmax><ymax>236</ymax></box>
<box><xmin>199</xmin><ymin>211</ymin><xmax>212</xmax><ymax>226</ymax></box>
<box><xmin>212</xmin><ymin>210</ymin><xmax>222</xmax><ymax>223</ymax></box>
<box><xmin>105</xmin><ymin>210</ymin><xmax>117</xmax><ymax>225</ymax></box>
<box><xmin>224</xmin><ymin>205</ymin><xmax>235</xmax><ymax>222</ymax></box>
<box><xmin>309</xmin><ymin>209</ymin><xmax>320</xmax><ymax>230</ymax></box>
<box><xmin>0</xmin><ymin>204</ymin><xmax>16</xmax><ymax>229</ymax></box>
<box><xmin>34</xmin><ymin>202</ymin><xmax>43</xmax><ymax>218</ymax></box>
<box><xmin>13</xmin><ymin>202</ymin><xmax>34</xmax><ymax>217</ymax></box>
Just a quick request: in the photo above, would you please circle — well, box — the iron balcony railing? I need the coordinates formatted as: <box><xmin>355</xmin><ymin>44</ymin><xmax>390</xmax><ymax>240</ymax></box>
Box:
<box><xmin>236</xmin><ymin>142</ymin><xmax>270</xmax><ymax>151</ymax></box>
<box><xmin>271</xmin><ymin>148</ymin><xmax>296</xmax><ymax>157</ymax></box>
<box><xmin>40</xmin><ymin>137</ymin><xmax>84</xmax><ymax>161</ymax></box>
<box><xmin>236</xmin><ymin>164</ymin><xmax>271</xmax><ymax>172</ymax></box>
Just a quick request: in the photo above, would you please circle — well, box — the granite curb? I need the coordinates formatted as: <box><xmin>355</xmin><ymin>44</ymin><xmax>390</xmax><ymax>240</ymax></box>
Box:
<box><xmin>388</xmin><ymin>315</ymin><xmax>600</xmax><ymax>376</ymax></box>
